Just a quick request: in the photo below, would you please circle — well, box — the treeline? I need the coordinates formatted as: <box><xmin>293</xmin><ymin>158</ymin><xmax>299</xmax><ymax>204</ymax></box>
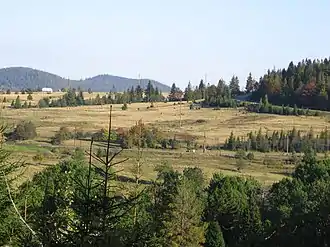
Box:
<box><xmin>38</xmin><ymin>83</ymin><xmax>165</xmax><ymax>108</ymax></box>
<box><xmin>182</xmin><ymin>77</ymin><xmax>242</xmax><ymax>107</ymax></box>
<box><xmin>224</xmin><ymin>127</ymin><xmax>330</xmax><ymax>153</ymax></box>
<box><xmin>252</xmin><ymin>57</ymin><xmax>330</xmax><ymax>111</ymax></box>
<box><xmin>245</xmin><ymin>95</ymin><xmax>323</xmax><ymax>116</ymax></box>
<box><xmin>180</xmin><ymin>57</ymin><xmax>330</xmax><ymax>112</ymax></box>
<box><xmin>1</xmin><ymin>130</ymin><xmax>330</xmax><ymax>246</ymax></box>
<box><xmin>6</xmin><ymin>95</ymin><xmax>34</xmax><ymax>109</ymax></box>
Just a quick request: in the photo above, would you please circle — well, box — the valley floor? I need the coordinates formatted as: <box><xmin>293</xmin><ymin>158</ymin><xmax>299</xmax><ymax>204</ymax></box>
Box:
<box><xmin>1</xmin><ymin>100</ymin><xmax>329</xmax><ymax>186</ymax></box>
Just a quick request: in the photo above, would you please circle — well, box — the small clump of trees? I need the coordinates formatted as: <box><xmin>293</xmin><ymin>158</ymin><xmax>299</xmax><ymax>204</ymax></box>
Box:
<box><xmin>5</xmin><ymin>120</ymin><xmax>37</xmax><ymax>141</ymax></box>
<box><xmin>224</xmin><ymin>127</ymin><xmax>330</xmax><ymax>153</ymax></box>
<box><xmin>245</xmin><ymin>95</ymin><xmax>322</xmax><ymax>116</ymax></box>
<box><xmin>10</xmin><ymin>96</ymin><xmax>33</xmax><ymax>109</ymax></box>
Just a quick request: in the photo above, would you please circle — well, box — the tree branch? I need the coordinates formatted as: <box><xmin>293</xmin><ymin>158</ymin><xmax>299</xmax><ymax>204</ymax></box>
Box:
<box><xmin>2</xmin><ymin>171</ymin><xmax>43</xmax><ymax>246</ymax></box>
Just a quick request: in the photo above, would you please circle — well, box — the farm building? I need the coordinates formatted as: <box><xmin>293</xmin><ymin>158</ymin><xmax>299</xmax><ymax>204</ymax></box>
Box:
<box><xmin>41</xmin><ymin>87</ymin><xmax>53</xmax><ymax>93</ymax></box>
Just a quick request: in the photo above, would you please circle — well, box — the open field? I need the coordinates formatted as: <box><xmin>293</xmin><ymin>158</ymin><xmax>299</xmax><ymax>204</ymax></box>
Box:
<box><xmin>1</xmin><ymin>101</ymin><xmax>329</xmax><ymax>144</ymax></box>
<box><xmin>1</xmin><ymin>100</ymin><xmax>330</xmax><ymax>186</ymax></box>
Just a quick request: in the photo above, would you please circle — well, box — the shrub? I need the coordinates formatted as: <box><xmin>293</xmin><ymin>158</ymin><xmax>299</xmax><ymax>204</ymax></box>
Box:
<box><xmin>27</xmin><ymin>94</ymin><xmax>33</xmax><ymax>101</ymax></box>
<box><xmin>92</xmin><ymin>129</ymin><xmax>118</xmax><ymax>142</ymax></box>
<box><xmin>51</xmin><ymin>127</ymin><xmax>72</xmax><ymax>145</ymax></box>
<box><xmin>235</xmin><ymin>158</ymin><xmax>248</xmax><ymax>171</ymax></box>
<box><xmin>7</xmin><ymin>121</ymin><xmax>37</xmax><ymax>141</ymax></box>
<box><xmin>235</xmin><ymin>149</ymin><xmax>246</xmax><ymax>159</ymax></box>
<box><xmin>38</xmin><ymin>98</ymin><xmax>49</xmax><ymax>108</ymax></box>
<box><xmin>122</xmin><ymin>103</ymin><xmax>128</xmax><ymax>110</ymax></box>
<box><xmin>32</xmin><ymin>152</ymin><xmax>44</xmax><ymax>164</ymax></box>
<box><xmin>246</xmin><ymin>152</ymin><xmax>255</xmax><ymax>160</ymax></box>
<box><xmin>169</xmin><ymin>139</ymin><xmax>180</xmax><ymax>149</ymax></box>
<box><xmin>72</xmin><ymin>147</ymin><xmax>85</xmax><ymax>160</ymax></box>
<box><xmin>96</xmin><ymin>147</ymin><xmax>107</xmax><ymax>157</ymax></box>
<box><xmin>263</xmin><ymin>155</ymin><xmax>282</xmax><ymax>168</ymax></box>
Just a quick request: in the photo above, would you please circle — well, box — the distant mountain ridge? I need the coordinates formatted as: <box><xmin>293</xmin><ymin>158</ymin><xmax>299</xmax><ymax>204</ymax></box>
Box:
<box><xmin>0</xmin><ymin>67</ymin><xmax>171</xmax><ymax>92</ymax></box>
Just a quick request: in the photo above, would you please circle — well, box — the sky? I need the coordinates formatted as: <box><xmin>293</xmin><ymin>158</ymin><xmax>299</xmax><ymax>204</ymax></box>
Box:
<box><xmin>0</xmin><ymin>0</ymin><xmax>330</xmax><ymax>89</ymax></box>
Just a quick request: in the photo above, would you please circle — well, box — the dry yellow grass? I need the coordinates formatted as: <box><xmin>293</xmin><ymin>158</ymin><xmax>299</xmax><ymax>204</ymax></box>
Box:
<box><xmin>2</xmin><ymin>101</ymin><xmax>328</xmax><ymax>186</ymax></box>
<box><xmin>0</xmin><ymin>101</ymin><xmax>328</xmax><ymax>144</ymax></box>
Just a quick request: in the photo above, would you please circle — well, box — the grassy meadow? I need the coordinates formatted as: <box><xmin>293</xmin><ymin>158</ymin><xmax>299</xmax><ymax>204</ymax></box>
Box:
<box><xmin>1</xmin><ymin>92</ymin><xmax>330</xmax><ymax>186</ymax></box>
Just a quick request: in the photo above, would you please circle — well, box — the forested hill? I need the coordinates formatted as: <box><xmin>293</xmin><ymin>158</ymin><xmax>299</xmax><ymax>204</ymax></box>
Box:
<box><xmin>0</xmin><ymin>67</ymin><xmax>171</xmax><ymax>92</ymax></box>
<box><xmin>251</xmin><ymin>57</ymin><xmax>330</xmax><ymax>110</ymax></box>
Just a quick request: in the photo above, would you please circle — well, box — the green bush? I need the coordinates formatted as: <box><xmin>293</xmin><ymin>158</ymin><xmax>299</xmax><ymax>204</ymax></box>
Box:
<box><xmin>235</xmin><ymin>149</ymin><xmax>246</xmax><ymax>159</ymax></box>
<box><xmin>7</xmin><ymin>120</ymin><xmax>37</xmax><ymax>141</ymax></box>
<box><xmin>247</xmin><ymin>152</ymin><xmax>255</xmax><ymax>160</ymax></box>
<box><xmin>96</xmin><ymin>147</ymin><xmax>107</xmax><ymax>157</ymax></box>
<box><xmin>122</xmin><ymin>103</ymin><xmax>128</xmax><ymax>110</ymax></box>
<box><xmin>236</xmin><ymin>158</ymin><xmax>248</xmax><ymax>171</ymax></box>
<box><xmin>51</xmin><ymin>127</ymin><xmax>73</xmax><ymax>145</ymax></box>
<box><xmin>32</xmin><ymin>152</ymin><xmax>44</xmax><ymax>164</ymax></box>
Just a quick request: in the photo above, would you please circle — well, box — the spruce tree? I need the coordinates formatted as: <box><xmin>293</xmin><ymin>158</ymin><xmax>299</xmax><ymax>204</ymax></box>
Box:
<box><xmin>27</xmin><ymin>94</ymin><xmax>33</xmax><ymax>101</ymax></box>
<box><xmin>246</xmin><ymin>72</ymin><xmax>256</xmax><ymax>93</ymax></box>
<box><xmin>229</xmin><ymin>75</ymin><xmax>240</xmax><ymax>96</ymax></box>
<box><xmin>184</xmin><ymin>81</ymin><xmax>194</xmax><ymax>101</ymax></box>
<box><xmin>164</xmin><ymin>177</ymin><xmax>206</xmax><ymax>247</ymax></box>
<box><xmin>205</xmin><ymin>221</ymin><xmax>225</xmax><ymax>247</ymax></box>
<box><xmin>14</xmin><ymin>96</ymin><xmax>21</xmax><ymax>109</ymax></box>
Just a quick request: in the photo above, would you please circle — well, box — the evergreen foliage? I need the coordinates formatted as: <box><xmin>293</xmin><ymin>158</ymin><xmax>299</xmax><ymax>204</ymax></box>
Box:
<box><xmin>224</xmin><ymin>127</ymin><xmax>330</xmax><ymax>153</ymax></box>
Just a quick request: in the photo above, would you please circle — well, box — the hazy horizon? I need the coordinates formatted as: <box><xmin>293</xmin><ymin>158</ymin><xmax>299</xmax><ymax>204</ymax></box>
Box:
<box><xmin>1</xmin><ymin>1</ymin><xmax>329</xmax><ymax>89</ymax></box>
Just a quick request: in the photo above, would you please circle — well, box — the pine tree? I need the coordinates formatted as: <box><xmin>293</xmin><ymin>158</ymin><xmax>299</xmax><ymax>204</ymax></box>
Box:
<box><xmin>27</xmin><ymin>94</ymin><xmax>33</xmax><ymax>101</ymax></box>
<box><xmin>14</xmin><ymin>96</ymin><xmax>21</xmax><ymax>109</ymax></box>
<box><xmin>135</xmin><ymin>85</ymin><xmax>143</xmax><ymax>102</ymax></box>
<box><xmin>205</xmin><ymin>221</ymin><xmax>226</xmax><ymax>247</ymax></box>
<box><xmin>145</xmin><ymin>81</ymin><xmax>155</xmax><ymax>102</ymax></box>
<box><xmin>229</xmin><ymin>75</ymin><xmax>240</xmax><ymax>96</ymax></box>
<box><xmin>169</xmin><ymin>83</ymin><xmax>182</xmax><ymax>101</ymax></box>
<box><xmin>198</xmin><ymin>80</ymin><xmax>206</xmax><ymax>99</ymax></box>
<box><xmin>94</xmin><ymin>94</ymin><xmax>102</xmax><ymax>105</ymax></box>
<box><xmin>246</xmin><ymin>72</ymin><xmax>256</xmax><ymax>93</ymax></box>
<box><xmin>164</xmin><ymin>177</ymin><xmax>206</xmax><ymax>247</ymax></box>
<box><xmin>184</xmin><ymin>81</ymin><xmax>194</xmax><ymax>101</ymax></box>
<box><xmin>129</xmin><ymin>86</ymin><xmax>135</xmax><ymax>102</ymax></box>
<box><xmin>170</xmin><ymin>83</ymin><xmax>177</xmax><ymax>95</ymax></box>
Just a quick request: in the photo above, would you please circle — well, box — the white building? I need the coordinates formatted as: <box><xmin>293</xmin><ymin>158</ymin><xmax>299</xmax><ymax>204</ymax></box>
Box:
<box><xmin>41</xmin><ymin>88</ymin><xmax>53</xmax><ymax>93</ymax></box>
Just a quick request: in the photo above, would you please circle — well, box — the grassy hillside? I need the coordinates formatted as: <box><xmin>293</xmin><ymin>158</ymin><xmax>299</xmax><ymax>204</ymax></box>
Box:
<box><xmin>2</xmin><ymin>100</ymin><xmax>329</xmax><ymax>186</ymax></box>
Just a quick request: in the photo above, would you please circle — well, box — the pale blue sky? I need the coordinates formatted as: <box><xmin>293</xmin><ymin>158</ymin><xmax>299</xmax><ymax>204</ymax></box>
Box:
<box><xmin>1</xmin><ymin>0</ymin><xmax>329</xmax><ymax>89</ymax></box>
